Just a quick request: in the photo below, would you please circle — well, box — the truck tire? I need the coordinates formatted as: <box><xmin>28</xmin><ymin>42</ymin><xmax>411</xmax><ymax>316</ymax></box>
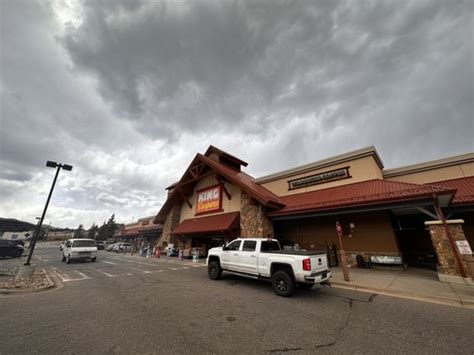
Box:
<box><xmin>272</xmin><ymin>270</ymin><xmax>295</xmax><ymax>297</ymax></box>
<box><xmin>208</xmin><ymin>260</ymin><xmax>222</xmax><ymax>280</ymax></box>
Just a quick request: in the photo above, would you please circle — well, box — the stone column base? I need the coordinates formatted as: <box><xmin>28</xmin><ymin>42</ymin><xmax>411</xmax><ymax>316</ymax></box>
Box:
<box><xmin>437</xmin><ymin>272</ymin><xmax>474</xmax><ymax>286</ymax></box>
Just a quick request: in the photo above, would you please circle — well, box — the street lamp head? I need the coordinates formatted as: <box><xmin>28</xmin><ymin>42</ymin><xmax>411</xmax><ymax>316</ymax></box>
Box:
<box><xmin>62</xmin><ymin>164</ymin><xmax>73</xmax><ymax>171</ymax></box>
<box><xmin>46</xmin><ymin>161</ymin><xmax>58</xmax><ymax>168</ymax></box>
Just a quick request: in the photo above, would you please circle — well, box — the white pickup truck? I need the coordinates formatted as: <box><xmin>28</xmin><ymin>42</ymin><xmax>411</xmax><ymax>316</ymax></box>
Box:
<box><xmin>207</xmin><ymin>238</ymin><xmax>331</xmax><ymax>297</ymax></box>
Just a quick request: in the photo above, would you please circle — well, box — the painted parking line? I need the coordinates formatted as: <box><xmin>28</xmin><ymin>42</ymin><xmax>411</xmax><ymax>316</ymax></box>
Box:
<box><xmin>101</xmin><ymin>260</ymin><xmax>117</xmax><ymax>265</ymax></box>
<box><xmin>126</xmin><ymin>266</ymin><xmax>149</xmax><ymax>273</ymax></box>
<box><xmin>75</xmin><ymin>271</ymin><xmax>91</xmax><ymax>280</ymax></box>
<box><xmin>51</xmin><ymin>268</ymin><xmax>84</xmax><ymax>282</ymax></box>
<box><xmin>93</xmin><ymin>268</ymin><xmax>118</xmax><ymax>277</ymax></box>
<box><xmin>51</xmin><ymin>267</ymin><xmax>71</xmax><ymax>282</ymax></box>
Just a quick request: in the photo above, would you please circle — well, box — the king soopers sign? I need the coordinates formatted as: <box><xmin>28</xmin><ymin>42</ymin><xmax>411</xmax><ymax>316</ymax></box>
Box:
<box><xmin>196</xmin><ymin>185</ymin><xmax>222</xmax><ymax>214</ymax></box>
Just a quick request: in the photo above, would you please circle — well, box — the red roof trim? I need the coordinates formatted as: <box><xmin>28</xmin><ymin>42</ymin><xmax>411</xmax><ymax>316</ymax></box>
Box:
<box><xmin>153</xmin><ymin>151</ymin><xmax>284</xmax><ymax>224</ymax></box>
<box><xmin>427</xmin><ymin>176</ymin><xmax>474</xmax><ymax>205</ymax></box>
<box><xmin>268</xmin><ymin>179</ymin><xmax>456</xmax><ymax>218</ymax></box>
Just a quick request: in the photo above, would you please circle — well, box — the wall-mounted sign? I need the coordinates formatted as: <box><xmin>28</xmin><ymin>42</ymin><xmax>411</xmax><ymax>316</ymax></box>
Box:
<box><xmin>196</xmin><ymin>185</ymin><xmax>222</xmax><ymax>214</ymax></box>
<box><xmin>288</xmin><ymin>167</ymin><xmax>351</xmax><ymax>190</ymax></box>
<box><xmin>456</xmin><ymin>240</ymin><xmax>472</xmax><ymax>255</ymax></box>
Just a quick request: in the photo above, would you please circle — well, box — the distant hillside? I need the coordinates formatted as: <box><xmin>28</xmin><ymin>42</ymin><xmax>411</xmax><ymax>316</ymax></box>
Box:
<box><xmin>0</xmin><ymin>217</ymin><xmax>36</xmax><ymax>234</ymax></box>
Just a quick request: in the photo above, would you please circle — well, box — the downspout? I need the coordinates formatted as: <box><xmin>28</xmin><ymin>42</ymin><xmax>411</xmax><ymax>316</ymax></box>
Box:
<box><xmin>432</xmin><ymin>193</ymin><xmax>467</xmax><ymax>278</ymax></box>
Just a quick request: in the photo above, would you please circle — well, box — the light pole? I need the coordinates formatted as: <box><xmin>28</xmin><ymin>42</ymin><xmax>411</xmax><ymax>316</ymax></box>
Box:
<box><xmin>24</xmin><ymin>161</ymin><xmax>73</xmax><ymax>266</ymax></box>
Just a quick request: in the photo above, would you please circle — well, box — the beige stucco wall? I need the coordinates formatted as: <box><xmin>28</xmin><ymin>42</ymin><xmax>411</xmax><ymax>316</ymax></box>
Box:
<box><xmin>260</xmin><ymin>156</ymin><xmax>383</xmax><ymax>196</ymax></box>
<box><xmin>384</xmin><ymin>162</ymin><xmax>474</xmax><ymax>184</ymax></box>
<box><xmin>179</xmin><ymin>175</ymin><xmax>241</xmax><ymax>222</ymax></box>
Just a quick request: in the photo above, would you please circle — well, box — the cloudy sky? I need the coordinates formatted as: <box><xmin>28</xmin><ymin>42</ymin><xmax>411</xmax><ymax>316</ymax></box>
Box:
<box><xmin>1</xmin><ymin>0</ymin><xmax>472</xmax><ymax>228</ymax></box>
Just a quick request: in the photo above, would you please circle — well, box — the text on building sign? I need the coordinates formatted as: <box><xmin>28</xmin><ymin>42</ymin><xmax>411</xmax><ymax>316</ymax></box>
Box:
<box><xmin>288</xmin><ymin>167</ymin><xmax>350</xmax><ymax>189</ymax></box>
<box><xmin>196</xmin><ymin>185</ymin><xmax>222</xmax><ymax>214</ymax></box>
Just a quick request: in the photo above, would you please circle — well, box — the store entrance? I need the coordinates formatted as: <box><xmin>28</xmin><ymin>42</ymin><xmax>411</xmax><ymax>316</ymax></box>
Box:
<box><xmin>393</xmin><ymin>214</ymin><xmax>437</xmax><ymax>270</ymax></box>
<box><xmin>191</xmin><ymin>235</ymin><xmax>227</xmax><ymax>257</ymax></box>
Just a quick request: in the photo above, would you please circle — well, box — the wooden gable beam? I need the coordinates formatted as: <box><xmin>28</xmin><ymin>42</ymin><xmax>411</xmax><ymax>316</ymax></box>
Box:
<box><xmin>216</xmin><ymin>176</ymin><xmax>231</xmax><ymax>200</ymax></box>
<box><xmin>178</xmin><ymin>189</ymin><xmax>192</xmax><ymax>209</ymax></box>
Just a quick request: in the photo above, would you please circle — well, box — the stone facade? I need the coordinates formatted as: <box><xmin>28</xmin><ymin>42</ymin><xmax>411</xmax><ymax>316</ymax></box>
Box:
<box><xmin>425</xmin><ymin>220</ymin><xmax>470</xmax><ymax>278</ymax></box>
<box><xmin>240</xmin><ymin>191</ymin><xmax>274</xmax><ymax>238</ymax></box>
<box><xmin>159</xmin><ymin>204</ymin><xmax>181</xmax><ymax>248</ymax></box>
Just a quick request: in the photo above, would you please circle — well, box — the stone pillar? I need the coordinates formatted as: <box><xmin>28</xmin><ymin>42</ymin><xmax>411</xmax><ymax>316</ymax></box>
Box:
<box><xmin>425</xmin><ymin>219</ymin><xmax>473</xmax><ymax>285</ymax></box>
<box><xmin>159</xmin><ymin>204</ymin><xmax>181</xmax><ymax>248</ymax></box>
<box><xmin>240</xmin><ymin>191</ymin><xmax>274</xmax><ymax>238</ymax></box>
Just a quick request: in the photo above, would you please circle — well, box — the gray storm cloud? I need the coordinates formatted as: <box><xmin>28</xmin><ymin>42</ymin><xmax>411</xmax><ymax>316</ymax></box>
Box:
<box><xmin>0</xmin><ymin>0</ymin><xmax>472</xmax><ymax>228</ymax></box>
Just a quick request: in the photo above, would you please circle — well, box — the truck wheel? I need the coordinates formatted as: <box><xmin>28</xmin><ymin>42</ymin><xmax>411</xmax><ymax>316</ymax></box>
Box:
<box><xmin>272</xmin><ymin>270</ymin><xmax>295</xmax><ymax>297</ymax></box>
<box><xmin>91</xmin><ymin>257</ymin><xmax>96</xmax><ymax>263</ymax></box>
<box><xmin>298</xmin><ymin>283</ymin><xmax>314</xmax><ymax>290</ymax></box>
<box><xmin>208</xmin><ymin>260</ymin><xmax>222</xmax><ymax>280</ymax></box>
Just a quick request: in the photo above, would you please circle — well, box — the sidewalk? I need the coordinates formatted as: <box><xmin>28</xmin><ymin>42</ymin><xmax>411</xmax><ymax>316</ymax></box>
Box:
<box><xmin>330</xmin><ymin>266</ymin><xmax>474</xmax><ymax>308</ymax></box>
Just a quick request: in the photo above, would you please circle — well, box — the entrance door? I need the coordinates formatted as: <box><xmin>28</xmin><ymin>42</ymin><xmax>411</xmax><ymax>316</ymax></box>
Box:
<box><xmin>221</xmin><ymin>239</ymin><xmax>241</xmax><ymax>271</ymax></box>
<box><xmin>393</xmin><ymin>214</ymin><xmax>437</xmax><ymax>269</ymax></box>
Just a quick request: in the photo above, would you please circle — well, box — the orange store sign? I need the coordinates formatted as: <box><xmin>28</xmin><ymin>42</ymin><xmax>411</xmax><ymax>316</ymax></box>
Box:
<box><xmin>196</xmin><ymin>185</ymin><xmax>222</xmax><ymax>214</ymax></box>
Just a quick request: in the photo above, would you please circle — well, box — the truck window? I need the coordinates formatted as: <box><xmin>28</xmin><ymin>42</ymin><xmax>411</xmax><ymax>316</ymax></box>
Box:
<box><xmin>242</xmin><ymin>240</ymin><xmax>256</xmax><ymax>251</ymax></box>
<box><xmin>261</xmin><ymin>241</ymin><xmax>281</xmax><ymax>252</ymax></box>
<box><xmin>226</xmin><ymin>240</ymin><xmax>241</xmax><ymax>251</ymax></box>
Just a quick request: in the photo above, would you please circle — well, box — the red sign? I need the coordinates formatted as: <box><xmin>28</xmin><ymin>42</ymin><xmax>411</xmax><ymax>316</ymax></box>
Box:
<box><xmin>196</xmin><ymin>185</ymin><xmax>222</xmax><ymax>214</ymax></box>
<box><xmin>336</xmin><ymin>221</ymin><xmax>343</xmax><ymax>236</ymax></box>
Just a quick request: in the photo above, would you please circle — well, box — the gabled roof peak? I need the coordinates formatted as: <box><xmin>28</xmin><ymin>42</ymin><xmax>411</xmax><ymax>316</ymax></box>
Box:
<box><xmin>204</xmin><ymin>145</ymin><xmax>248</xmax><ymax>167</ymax></box>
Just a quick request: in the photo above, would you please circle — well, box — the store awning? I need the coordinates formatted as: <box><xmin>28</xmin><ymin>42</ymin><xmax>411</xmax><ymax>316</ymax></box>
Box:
<box><xmin>172</xmin><ymin>212</ymin><xmax>239</xmax><ymax>235</ymax></box>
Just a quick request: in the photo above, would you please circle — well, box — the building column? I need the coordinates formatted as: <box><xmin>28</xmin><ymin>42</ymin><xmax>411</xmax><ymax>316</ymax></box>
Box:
<box><xmin>240</xmin><ymin>191</ymin><xmax>274</xmax><ymax>238</ymax></box>
<box><xmin>159</xmin><ymin>204</ymin><xmax>181</xmax><ymax>248</ymax></box>
<box><xmin>425</xmin><ymin>219</ymin><xmax>473</xmax><ymax>285</ymax></box>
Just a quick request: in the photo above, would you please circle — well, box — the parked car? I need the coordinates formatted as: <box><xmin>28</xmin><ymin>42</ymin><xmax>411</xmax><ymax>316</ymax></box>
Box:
<box><xmin>105</xmin><ymin>243</ymin><xmax>116</xmax><ymax>252</ymax></box>
<box><xmin>207</xmin><ymin>238</ymin><xmax>331</xmax><ymax>297</ymax></box>
<box><xmin>96</xmin><ymin>241</ymin><xmax>105</xmax><ymax>250</ymax></box>
<box><xmin>61</xmin><ymin>238</ymin><xmax>97</xmax><ymax>264</ymax></box>
<box><xmin>10</xmin><ymin>240</ymin><xmax>25</xmax><ymax>248</ymax></box>
<box><xmin>0</xmin><ymin>240</ymin><xmax>24</xmax><ymax>258</ymax></box>
<box><xmin>113</xmin><ymin>242</ymin><xmax>131</xmax><ymax>253</ymax></box>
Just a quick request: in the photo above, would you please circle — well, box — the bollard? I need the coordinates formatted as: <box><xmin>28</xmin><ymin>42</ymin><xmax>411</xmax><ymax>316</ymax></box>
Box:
<box><xmin>155</xmin><ymin>248</ymin><xmax>161</xmax><ymax>258</ymax></box>
<box><xmin>178</xmin><ymin>249</ymin><xmax>183</xmax><ymax>261</ymax></box>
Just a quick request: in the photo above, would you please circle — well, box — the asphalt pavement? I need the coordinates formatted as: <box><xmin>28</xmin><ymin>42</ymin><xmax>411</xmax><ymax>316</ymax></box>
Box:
<box><xmin>1</xmin><ymin>242</ymin><xmax>473</xmax><ymax>354</ymax></box>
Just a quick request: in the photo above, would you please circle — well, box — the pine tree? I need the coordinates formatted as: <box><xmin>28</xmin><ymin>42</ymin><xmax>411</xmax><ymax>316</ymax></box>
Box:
<box><xmin>73</xmin><ymin>224</ymin><xmax>85</xmax><ymax>239</ymax></box>
<box><xmin>87</xmin><ymin>223</ymin><xmax>99</xmax><ymax>239</ymax></box>
<box><xmin>105</xmin><ymin>214</ymin><xmax>118</xmax><ymax>240</ymax></box>
<box><xmin>97</xmin><ymin>222</ymin><xmax>108</xmax><ymax>241</ymax></box>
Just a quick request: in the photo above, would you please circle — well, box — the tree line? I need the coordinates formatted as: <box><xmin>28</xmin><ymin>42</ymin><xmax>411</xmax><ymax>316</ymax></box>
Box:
<box><xmin>73</xmin><ymin>214</ymin><xmax>120</xmax><ymax>240</ymax></box>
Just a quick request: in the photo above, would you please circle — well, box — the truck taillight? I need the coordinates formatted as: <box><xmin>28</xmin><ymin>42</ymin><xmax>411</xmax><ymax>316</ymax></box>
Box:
<box><xmin>303</xmin><ymin>258</ymin><xmax>311</xmax><ymax>271</ymax></box>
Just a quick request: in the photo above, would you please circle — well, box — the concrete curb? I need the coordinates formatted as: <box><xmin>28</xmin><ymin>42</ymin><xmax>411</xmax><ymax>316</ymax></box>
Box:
<box><xmin>331</xmin><ymin>281</ymin><xmax>474</xmax><ymax>309</ymax></box>
<box><xmin>0</xmin><ymin>269</ymin><xmax>56</xmax><ymax>295</ymax></box>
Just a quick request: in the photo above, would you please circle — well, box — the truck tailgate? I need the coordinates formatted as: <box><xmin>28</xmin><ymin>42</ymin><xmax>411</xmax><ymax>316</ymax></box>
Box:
<box><xmin>308</xmin><ymin>254</ymin><xmax>328</xmax><ymax>273</ymax></box>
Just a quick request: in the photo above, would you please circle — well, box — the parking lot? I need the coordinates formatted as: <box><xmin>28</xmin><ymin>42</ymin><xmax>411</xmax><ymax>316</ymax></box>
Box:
<box><xmin>1</xmin><ymin>242</ymin><xmax>473</xmax><ymax>354</ymax></box>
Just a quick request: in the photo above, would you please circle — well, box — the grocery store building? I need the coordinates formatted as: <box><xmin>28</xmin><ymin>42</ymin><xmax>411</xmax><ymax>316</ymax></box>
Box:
<box><xmin>154</xmin><ymin>146</ymin><xmax>474</xmax><ymax>283</ymax></box>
